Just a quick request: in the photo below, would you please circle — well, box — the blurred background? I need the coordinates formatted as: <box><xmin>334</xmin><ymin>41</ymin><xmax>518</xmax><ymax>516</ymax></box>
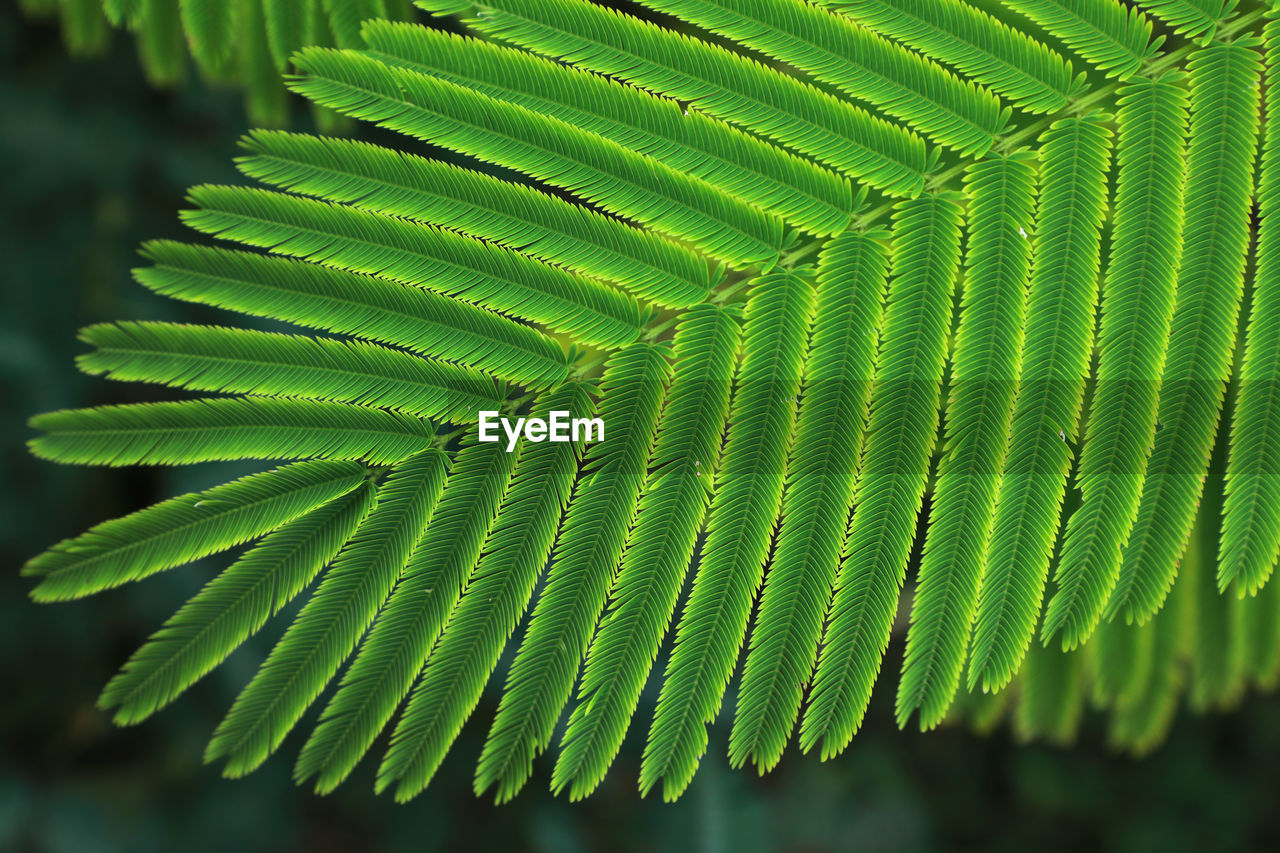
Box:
<box><xmin>5</xmin><ymin>4</ymin><xmax>1280</xmax><ymax>850</ymax></box>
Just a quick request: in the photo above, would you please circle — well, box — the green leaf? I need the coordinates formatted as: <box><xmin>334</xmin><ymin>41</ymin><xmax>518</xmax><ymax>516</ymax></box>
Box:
<box><xmin>1109</xmin><ymin>41</ymin><xmax>1263</xmax><ymax>624</ymax></box>
<box><xmin>1104</xmin><ymin>578</ymin><xmax>1185</xmax><ymax>754</ymax></box>
<box><xmin>969</xmin><ymin>113</ymin><xmax>1112</xmax><ymax>688</ymax></box>
<box><xmin>898</xmin><ymin>152</ymin><xmax>1036</xmax><ymax>731</ymax></box>
<box><xmin>322</xmin><ymin>0</ymin><xmax>387</xmax><ymax>48</ymax></box>
<box><xmin>553</xmin><ymin>305</ymin><xmax>739</xmax><ymax>801</ymax></box>
<box><xmin>1186</xmin><ymin>441</ymin><xmax>1247</xmax><ymax>712</ymax></box>
<box><xmin>632</xmin><ymin>0</ymin><xmax>1009</xmax><ymax>155</ymax></box>
<box><xmin>58</xmin><ymin>0</ymin><xmax>110</xmax><ymax>55</ymax></box>
<box><xmin>378</xmin><ymin>383</ymin><xmax>592</xmax><ymax>802</ymax></box>
<box><xmin>642</xmin><ymin>270</ymin><xmax>814</xmax><ymax>800</ymax></box>
<box><xmin>98</xmin><ymin>482</ymin><xmax>376</xmax><ymax>725</ymax></box>
<box><xmin>136</xmin><ymin>0</ymin><xmax>186</xmax><ymax>86</ymax></box>
<box><xmin>289</xmin><ymin>47</ymin><xmax>785</xmax><ymax>271</ymax></box>
<box><xmin>816</xmin><ymin>0</ymin><xmax>1084</xmax><ymax>113</ymax></box>
<box><xmin>1048</xmin><ymin>74</ymin><xmax>1189</xmax><ymax>649</ymax></box>
<box><xmin>361</xmin><ymin>22</ymin><xmax>857</xmax><ymax>236</ymax></box>
<box><xmin>237</xmin><ymin>0</ymin><xmax>289</xmax><ymax>126</ymax></box>
<box><xmin>478</xmin><ymin>344</ymin><xmax>670</xmax><ymax>803</ymax></box>
<box><xmin>417</xmin><ymin>0</ymin><xmax>931</xmax><ymax>197</ymax></box>
<box><xmin>295</xmin><ymin>437</ymin><xmax>517</xmax><ymax>793</ymax></box>
<box><xmin>179</xmin><ymin>0</ymin><xmax>234</xmax><ymax>72</ymax></box>
<box><xmin>30</xmin><ymin>396</ymin><xmax>437</xmax><ymax>467</ymax></box>
<box><xmin>77</xmin><ymin>322</ymin><xmax>504</xmax><ymax>424</ymax></box>
<box><xmin>181</xmin><ymin>185</ymin><xmax>645</xmax><ymax>351</ymax></box>
<box><xmin>206</xmin><ymin>449</ymin><xmax>448</xmax><ymax>776</ymax></box>
<box><xmin>262</xmin><ymin>0</ymin><xmax>306</xmax><ymax>70</ymax></box>
<box><xmin>1222</xmin><ymin>15</ymin><xmax>1280</xmax><ymax>596</ymax></box>
<box><xmin>802</xmin><ymin>192</ymin><xmax>964</xmax><ymax>760</ymax></box>
<box><xmin>1013</xmin><ymin>631</ymin><xmax>1085</xmax><ymax>744</ymax></box>
<box><xmin>135</xmin><ymin>241</ymin><xmax>570</xmax><ymax>389</ymax></box>
<box><xmin>1135</xmin><ymin>0</ymin><xmax>1234</xmax><ymax>42</ymax></box>
<box><xmin>1000</xmin><ymin>0</ymin><xmax>1160</xmax><ymax>79</ymax></box>
<box><xmin>25</xmin><ymin>460</ymin><xmax>368</xmax><ymax>601</ymax></box>
<box><xmin>731</xmin><ymin>229</ymin><xmax>888</xmax><ymax>771</ymax></box>
<box><xmin>238</xmin><ymin>130</ymin><xmax>712</xmax><ymax>309</ymax></box>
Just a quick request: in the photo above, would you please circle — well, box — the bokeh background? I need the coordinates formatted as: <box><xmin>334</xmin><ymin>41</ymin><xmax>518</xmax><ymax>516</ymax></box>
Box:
<box><xmin>4</xmin><ymin>4</ymin><xmax>1280</xmax><ymax>850</ymax></box>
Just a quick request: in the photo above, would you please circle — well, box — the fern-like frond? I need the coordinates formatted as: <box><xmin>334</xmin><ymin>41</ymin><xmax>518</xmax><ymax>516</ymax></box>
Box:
<box><xmin>1013</xmin><ymin>630</ymin><xmax>1085</xmax><ymax>743</ymax></box>
<box><xmin>1047</xmin><ymin>74</ymin><xmax>1189</xmax><ymax>649</ymax></box>
<box><xmin>1135</xmin><ymin>0</ymin><xmax>1235</xmax><ymax>42</ymax></box>
<box><xmin>730</xmin><ymin>230</ymin><xmax>889</xmax><ymax>772</ymax></box>
<box><xmin>56</xmin><ymin>0</ymin><xmax>111</xmax><ymax>55</ymax></box>
<box><xmin>289</xmin><ymin>48</ymin><xmax>785</xmax><ymax>271</ymax></box>
<box><xmin>98</xmin><ymin>482</ymin><xmax>376</xmax><ymax>725</ymax></box>
<box><xmin>553</xmin><ymin>305</ymin><xmax>739</xmax><ymax>801</ymax></box>
<box><xmin>378</xmin><ymin>383</ymin><xmax>592</xmax><ymax>802</ymax></box>
<box><xmin>237</xmin><ymin>130</ymin><xmax>712</xmax><ymax>309</ymax></box>
<box><xmin>29</xmin><ymin>396</ymin><xmax>436</xmax><ymax>467</ymax></box>
<box><xmin>322</xmin><ymin>0</ymin><xmax>390</xmax><ymax>49</ymax></box>
<box><xmin>631</xmin><ymin>0</ymin><xmax>1008</xmax><ymax>155</ymax></box>
<box><xmin>178</xmin><ymin>0</ymin><xmax>233</xmax><ymax>71</ymax></box>
<box><xmin>1108</xmin><ymin>40</ymin><xmax>1262</xmax><ymax>624</ymax></box>
<box><xmin>24</xmin><ymin>460</ymin><xmax>368</xmax><ymax>602</ymax></box>
<box><xmin>477</xmin><ymin>344</ymin><xmax>670</xmax><ymax>803</ymax></box>
<box><xmin>181</xmin><ymin>185</ymin><xmax>645</xmax><ymax>351</ymax></box>
<box><xmin>205</xmin><ymin>449</ymin><xmax>448</xmax><ymax>777</ymax></box>
<box><xmin>261</xmin><ymin>0</ymin><xmax>307</xmax><ymax>71</ymax></box>
<box><xmin>816</xmin><ymin>0</ymin><xmax>1084</xmax><ymax>113</ymax></box>
<box><xmin>135</xmin><ymin>241</ymin><xmax>570</xmax><ymax>389</ymax></box>
<box><xmin>136</xmin><ymin>0</ymin><xmax>185</xmax><ymax>86</ymax></box>
<box><xmin>1089</xmin><ymin>609</ymin><xmax>1156</xmax><ymax>712</ymax></box>
<box><xmin>101</xmin><ymin>0</ymin><xmax>142</xmax><ymax>26</ymax></box>
<box><xmin>968</xmin><ymin>113</ymin><xmax>1112</xmax><ymax>689</ymax></box>
<box><xmin>294</xmin><ymin>437</ymin><xmax>517</xmax><ymax>793</ymax></box>
<box><xmin>1105</xmin><ymin>580</ymin><xmax>1184</xmax><ymax>753</ymax></box>
<box><xmin>897</xmin><ymin>152</ymin><xmax>1037</xmax><ymax>730</ymax></box>
<box><xmin>415</xmin><ymin>0</ymin><xmax>931</xmax><ymax>197</ymax></box>
<box><xmin>1222</xmin><ymin>15</ymin><xmax>1280</xmax><ymax>596</ymax></box>
<box><xmin>1246</xmin><ymin>567</ymin><xmax>1280</xmax><ymax>688</ymax></box>
<box><xmin>25</xmin><ymin>0</ymin><xmax>434</xmax><ymax>125</ymax></box>
<box><xmin>640</xmin><ymin>271</ymin><xmax>813</xmax><ymax>801</ymax></box>
<box><xmin>236</xmin><ymin>0</ymin><xmax>289</xmax><ymax>126</ymax></box>
<box><xmin>1186</xmin><ymin>464</ymin><xmax>1247</xmax><ymax>711</ymax></box>
<box><xmin>77</xmin><ymin>322</ymin><xmax>503</xmax><ymax>424</ymax></box>
<box><xmin>360</xmin><ymin>23</ymin><xmax>856</xmax><ymax>236</ymax></box>
<box><xmin>1000</xmin><ymin>0</ymin><xmax>1160</xmax><ymax>79</ymax></box>
<box><xmin>802</xmin><ymin>192</ymin><xmax>964</xmax><ymax>760</ymax></box>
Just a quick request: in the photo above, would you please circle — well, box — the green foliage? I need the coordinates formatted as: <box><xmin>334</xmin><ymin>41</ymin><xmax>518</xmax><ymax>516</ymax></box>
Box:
<box><xmin>804</xmin><ymin>193</ymin><xmax>964</xmax><ymax>758</ymax></box>
<box><xmin>1000</xmin><ymin>0</ymin><xmax>1162</xmax><ymax>79</ymax></box>
<box><xmin>27</xmin><ymin>0</ymin><xmax>424</xmax><ymax>124</ymax></box>
<box><xmin>628</xmin><ymin>0</ymin><xmax>1009</xmax><ymax>155</ymax></box>
<box><xmin>77</xmin><ymin>321</ymin><xmax>504</xmax><ymax>422</ymax></box>
<box><xmin>100</xmin><ymin>482</ymin><xmax>377</xmax><ymax>725</ymax></box>
<box><xmin>207</xmin><ymin>449</ymin><xmax>448</xmax><ymax>776</ymax></box>
<box><xmin>22</xmin><ymin>0</ymin><xmax>1280</xmax><ymax>805</ymax></box>
<box><xmin>1138</xmin><ymin>0</ymin><xmax>1237</xmax><ymax>41</ymax></box>
<box><xmin>898</xmin><ymin>153</ymin><xmax>1035</xmax><ymax>730</ymax></box>
<box><xmin>816</xmin><ymin>0</ymin><xmax>1085</xmax><ymax>114</ymax></box>
<box><xmin>478</xmin><ymin>345</ymin><xmax>669</xmax><ymax>802</ymax></box>
<box><xmin>731</xmin><ymin>231</ymin><xmax>887</xmax><ymax>771</ymax></box>
<box><xmin>554</xmin><ymin>305</ymin><xmax>739</xmax><ymax>800</ymax></box>
<box><xmin>972</xmin><ymin>114</ymin><xmax>1112</xmax><ymax>684</ymax></box>
<box><xmin>643</xmin><ymin>270</ymin><xmax>814</xmax><ymax>800</ymax></box>
<box><xmin>360</xmin><ymin>22</ymin><xmax>857</xmax><ymax>236</ymax></box>
<box><xmin>1109</xmin><ymin>39</ymin><xmax>1263</xmax><ymax>624</ymax></box>
<box><xmin>1052</xmin><ymin>74</ymin><xmax>1188</xmax><ymax>649</ymax></box>
<box><xmin>1223</xmin><ymin>14</ymin><xmax>1280</xmax><ymax>596</ymax></box>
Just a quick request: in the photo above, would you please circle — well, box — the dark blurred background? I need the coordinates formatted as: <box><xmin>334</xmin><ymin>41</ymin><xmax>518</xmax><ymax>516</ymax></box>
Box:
<box><xmin>4</xmin><ymin>5</ymin><xmax>1280</xmax><ymax>851</ymax></box>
